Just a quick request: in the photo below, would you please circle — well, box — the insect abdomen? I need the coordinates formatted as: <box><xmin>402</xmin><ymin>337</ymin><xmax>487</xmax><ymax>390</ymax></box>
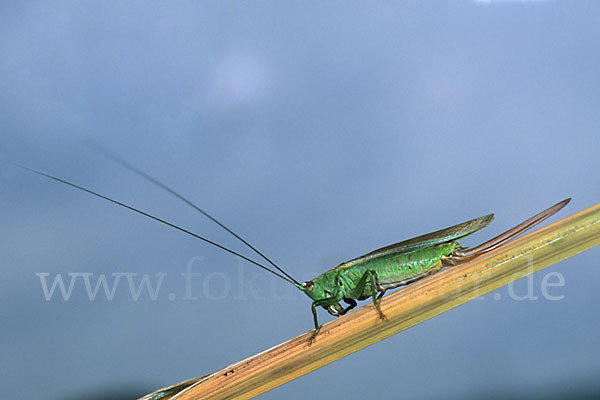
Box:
<box><xmin>334</xmin><ymin>242</ymin><xmax>458</xmax><ymax>299</ymax></box>
<box><xmin>370</xmin><ymin>242</ymin><xmax>457</xmax><ymax>289</ymax></box>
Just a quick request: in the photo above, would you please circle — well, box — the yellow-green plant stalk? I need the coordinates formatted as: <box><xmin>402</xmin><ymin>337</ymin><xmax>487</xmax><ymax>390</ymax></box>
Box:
<box><xmin>142</xmin><ymin>201</ymin><xmax>600</xmax><ymax>400</ymax></box>
<box><xmin>18</xmin><ymin>157</ymin><xmax>598</xmax><ymax>400</ymax></box>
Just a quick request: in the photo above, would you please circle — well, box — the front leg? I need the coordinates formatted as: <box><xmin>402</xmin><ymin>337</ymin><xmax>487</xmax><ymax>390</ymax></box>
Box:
<box><xmin>310</xmin><ymin>295</ymin><xmax>343</xmax><ymax>343</ymax></box>
<box><xmin>351</xmin><ymin>270</ymin><xmax>386</xmax><ymax>320</ymax></box>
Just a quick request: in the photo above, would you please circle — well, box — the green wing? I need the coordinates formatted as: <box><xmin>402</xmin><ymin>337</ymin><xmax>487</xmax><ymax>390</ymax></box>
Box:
<box><xmin>337</xmin><ymin>213</ymin><xmax>494</xmax><ymax>269</ymax></box>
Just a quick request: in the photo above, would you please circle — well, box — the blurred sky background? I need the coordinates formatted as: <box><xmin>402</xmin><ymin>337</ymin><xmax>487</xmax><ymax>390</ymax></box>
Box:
<box><xmin>1</xmin><ymin>1</ymin><xmax>599</xmax><ymax>399</ymax></box>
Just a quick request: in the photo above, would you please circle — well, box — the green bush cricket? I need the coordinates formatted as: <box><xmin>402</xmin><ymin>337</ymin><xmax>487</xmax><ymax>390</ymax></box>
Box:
<box><xmin>16</xmin><ymin>160</ymin><xmax>570</xmax><ymax>343</ymax></box>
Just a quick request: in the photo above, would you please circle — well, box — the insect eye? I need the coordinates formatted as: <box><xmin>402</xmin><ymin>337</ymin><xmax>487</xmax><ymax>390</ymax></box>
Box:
<box><xmin>304</xmin><ymin>281</ymin><xmax>314</xmax><ymax>291</ymax></box>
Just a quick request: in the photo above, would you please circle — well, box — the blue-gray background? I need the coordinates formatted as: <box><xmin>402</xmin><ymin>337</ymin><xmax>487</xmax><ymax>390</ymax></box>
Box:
<box><xmin>1</xmin><ymin>1</ymin><xmax>599</xmax><ymax>399</ymax></box>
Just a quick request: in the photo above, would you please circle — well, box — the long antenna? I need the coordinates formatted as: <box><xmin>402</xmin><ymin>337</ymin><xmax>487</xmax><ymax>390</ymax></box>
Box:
<box><xmin>15</xmin><ymin>163</ymin><xmax>300</xmax><ymax>287</ymax></box>
<box><xmin>93</xmin><ymin>146</ymin><xmax>299</xmax><ymax>286</ymax></box>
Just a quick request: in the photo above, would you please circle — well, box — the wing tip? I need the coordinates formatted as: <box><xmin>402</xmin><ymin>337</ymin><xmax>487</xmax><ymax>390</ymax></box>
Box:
<box><xmin>476</xmin><ymin>213</ymin><xmax>494</xmax><ymax>226</ymax></box>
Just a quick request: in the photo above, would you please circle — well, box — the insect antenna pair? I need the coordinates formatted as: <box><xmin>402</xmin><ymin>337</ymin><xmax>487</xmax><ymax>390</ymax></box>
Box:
<box><xmin>14</xmin><ymin>158</ymin><xmax>301</xmax><ymax>287</ymax></box>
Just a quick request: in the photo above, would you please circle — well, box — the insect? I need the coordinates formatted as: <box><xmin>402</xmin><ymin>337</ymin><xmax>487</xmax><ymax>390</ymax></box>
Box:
<box><xmin>15</xmin><ymin>159</ymin><xmax>570</xmax><ymax>342</ymax></box>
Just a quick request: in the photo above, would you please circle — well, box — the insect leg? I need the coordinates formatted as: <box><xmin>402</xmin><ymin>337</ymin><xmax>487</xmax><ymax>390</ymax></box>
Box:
<box><xmin>376</xmin><ymin>289</ymin><xmax>387</xmax><ymax>300</ymax></box>
<box><xmin>352</xmin><ymin>270</ymin><xmax>386</xmax><ymax>320</ymax></box>
<box><xmin>341</xmin><ymin>298</ymin><xmax>357</xmax><ymax>314</ymax></box>
<box><xmin>310</xmin><ymin>296</ymin><xmax>343</xmax><ymax>343</ymax></box>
